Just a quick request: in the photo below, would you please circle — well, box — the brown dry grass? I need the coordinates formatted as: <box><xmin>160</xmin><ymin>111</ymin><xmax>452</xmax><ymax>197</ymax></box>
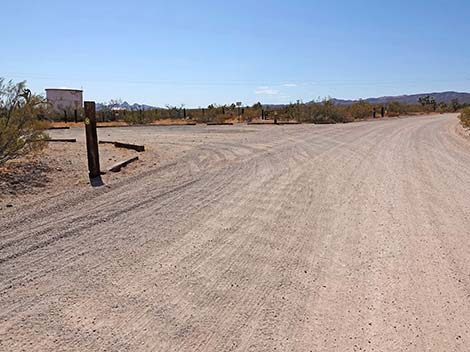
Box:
<box><xmin>459</xmin><ymin>107</ymin><xmax>470</xmax><ymax>129</ymax></box>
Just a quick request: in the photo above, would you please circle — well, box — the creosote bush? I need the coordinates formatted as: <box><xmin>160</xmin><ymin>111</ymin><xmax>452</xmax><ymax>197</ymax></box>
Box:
<box><xmin>0</xmin><ymin>78</ymin><xmax>47</xmax><ymax>165</ymax></box>
<box><xmin>349</xmin><ymin>100</ymin><xmax>374</xmax><ymax>120</ymax></box>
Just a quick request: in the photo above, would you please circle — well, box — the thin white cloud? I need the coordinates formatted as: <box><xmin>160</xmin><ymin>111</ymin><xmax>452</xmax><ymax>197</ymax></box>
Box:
<box><xmin>281</xmin><ymin>83</ymin><xmax>298</xmax><ymax>87</ymax></box>
<box><xmin>255</xmin><ymin>86</ymin><xmax>280</xmax><ymax>95</ymax></box>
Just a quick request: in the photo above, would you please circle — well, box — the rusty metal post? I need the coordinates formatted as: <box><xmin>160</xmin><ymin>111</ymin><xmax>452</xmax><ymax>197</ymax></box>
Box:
<box><xmin>84</xmin><ymin>101</ymin><xmax>101</xmax><ymax>179</ymax></box>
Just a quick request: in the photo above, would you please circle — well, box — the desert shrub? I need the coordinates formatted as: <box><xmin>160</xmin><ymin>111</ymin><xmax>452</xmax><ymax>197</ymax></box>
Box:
<box><xmin>405</xmin><ymin>104</ymin><xmax>427</xmax><ymax>114</ymax></box>
<box><xmin>349</xmin><ymin>100</ymin><xmax>373</xmax><ymax>119</ymax></box>
<box><xmin>387</xmin><ymin>101</ymin><xmax>407</xmax><ymax>117</ymax></box>
<box><xmin>0</xmin><ymin>79</ymin><xmax>47</xmax><ymax>165</ymax></box>
<box><xmin>305</xmin><ymin>100</ymin><xmax>353</xmax><ymax>123</ymax></box>
<box><xmin>164</xmin><ymin>105</ymin><xmax>185</xmax><ymax>120</ymax></box>
<box><xmin>243</xmin><ymin>105</ymin><xmax>262</xmax><ymax>122</ymax></box>
<box><xmin>212</xmin><ymin>114</ymin><xmax>230</xmax><ymax>123</ymax></box>
<box><xmin>120</xmin><ymin>108</ymin><xmax>161</xmax><ymax>125</ymax></box>
<box><xmin>122</xmin><ymin>111</ymin><xmax>154</xmax><ymax>125</ymax></box>
<box><xmin>459</xmin><ymin>107</ymin><xmax>470</xmax><ymax>129</ymax></box>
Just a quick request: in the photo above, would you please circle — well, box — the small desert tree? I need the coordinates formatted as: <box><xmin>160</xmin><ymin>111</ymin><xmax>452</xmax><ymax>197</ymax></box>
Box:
<box><xmin>451</xmin><ymin>98</ymin><xmax>461</xmax><ymax>112</ymax></box>
<box><xmin>418</xmin><ymin>95</ymin><xmax>437</xmax><ymax>111</ymax></box>
<box><xmin>418</xmin><ymin>96</ymin><xmax>431</xmax><ymax>107</ymax></box>
<box><xmin>0</xmin><ymin>78</ymin><xmax>47</xmax><ymax>165</ymax></box>
<box><xmin>430</xmin><ymin>97</ymin><xmax>437</xmax><ymax>111</ymax></box>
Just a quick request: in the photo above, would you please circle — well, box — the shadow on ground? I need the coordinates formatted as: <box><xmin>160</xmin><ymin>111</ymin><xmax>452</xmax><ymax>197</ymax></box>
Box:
<box><xmin>0</xmin><ymin>160</ymin><xmax>51</xmax><ymax>198</ymax></box>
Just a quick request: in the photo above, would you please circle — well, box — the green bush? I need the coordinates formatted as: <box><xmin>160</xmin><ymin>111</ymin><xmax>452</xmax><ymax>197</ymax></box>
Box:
<box><xmin>0</xmin><ymin>79</ymin><xmax>47</xmax><ymax>165</ymax></box>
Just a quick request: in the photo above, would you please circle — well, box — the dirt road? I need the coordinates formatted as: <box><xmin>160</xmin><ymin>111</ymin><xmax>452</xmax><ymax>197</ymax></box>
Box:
<box><xmin>1</xmin><ymin>114</ymin><xmax>470</xmax><ymax>351</ymax></box>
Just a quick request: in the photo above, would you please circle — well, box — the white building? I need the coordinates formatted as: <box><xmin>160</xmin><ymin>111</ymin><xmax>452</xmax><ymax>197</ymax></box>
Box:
<box><xmin>45</xmin><ymin>88</ymin><xmax>83</xmax><ymax>112</ymax></box>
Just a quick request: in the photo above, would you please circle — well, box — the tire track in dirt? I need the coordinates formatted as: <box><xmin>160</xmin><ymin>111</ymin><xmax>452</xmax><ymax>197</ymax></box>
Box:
<box><xmin>2</xmin><ymin>114</ymin><xmax>469</xmax><ymax>351</ymax></box>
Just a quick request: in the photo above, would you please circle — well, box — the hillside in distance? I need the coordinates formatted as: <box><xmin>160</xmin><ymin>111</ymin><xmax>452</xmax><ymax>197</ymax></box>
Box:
<box><xmin>96</xmin><ymin>101</ymin><xmax>158</xmax><ymax>111</ymax></box>
<box><xmin>329</xmin><ymin>91</ymin><xmax>470</xmax><ymax>106</ymax></box>
<box><xmin>96</xmin><ymin>92</ymin><xmax>470</xmax><ymax>110</ymax></box>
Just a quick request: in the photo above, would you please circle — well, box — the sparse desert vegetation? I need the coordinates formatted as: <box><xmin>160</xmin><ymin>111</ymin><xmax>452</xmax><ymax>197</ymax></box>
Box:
<box><xmin>2</xmin><ymin>113</ymin><xmax>470</xmax><ymax>351</ymax></box>
<box><xmin>92</xmin><ymin>97</ymin><xmax>469</xmax><ymax>126</ymax></box>
<box><xmin>0</xmin><ymin>79</ymin><xmax>48</xmax><ymax>165</ymax></box>
<box><xmin>2</xmin><ymin>78</ymin><xmax>468</xmax><ymax>148</ymax></box>
<box><xmin>4</xmin><ymin>0</ymin><xmax>470</xmax><ymax>349</ymax></box>
<box><xmin>459</xmin><ymin>107</ymin><xmax>470</xmax><ymax>128</ymax></box>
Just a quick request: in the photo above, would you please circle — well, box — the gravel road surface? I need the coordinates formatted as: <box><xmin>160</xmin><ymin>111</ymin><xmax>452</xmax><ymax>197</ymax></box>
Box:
<box><xmin>1</xmin><ymin>114</ymin><xmax>470</xmax><ymax>351</ymax></box>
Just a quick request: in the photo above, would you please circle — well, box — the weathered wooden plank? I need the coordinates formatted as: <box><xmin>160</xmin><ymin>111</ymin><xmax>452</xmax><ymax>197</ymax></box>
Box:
<box><xmin>47</xmin><ymin>126</ymin><xmax>70</xmax><ymax>130</ymax></box>
<box><xmin>277</xmin><ymin>121</ymin><xmax>301</xmax><ymax>125</ymax></box>
<box><xmin>46</xmin><ymin>138</ymin><xmax>77</xmax><ymax>142</ymax></box>
<box><xmin>114</xmin><ymin>142</ymin><xmax>145</xmax><ymax>152</ymax></box>
<box><xmin>108</xmin><ymin>156</ymin><xmax>139</xmax><ymax>172</ymax></box>
<box><xmin>96</xmin><ymin>122</ymin><xmax>197</xmax><ymax>128</ymax></box>
<box><xmin>206</xmin><ymin>122</ymin><xmax>234</xmax><ymax>126</ymax></box>
<box><xmin>247</xmin><ymin>122</ymin><xmax>276</xmax><ymax>125</ymax></box>
<box><xmin>162</xmin><ymin>123</ymin><xmax>197</xmax><ymax>126</ymax></box>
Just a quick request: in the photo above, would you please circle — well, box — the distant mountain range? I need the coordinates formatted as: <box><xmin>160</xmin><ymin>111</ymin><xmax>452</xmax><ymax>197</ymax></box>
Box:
<box><xmin>97</xmin><ymin>91</ymin><xmax>470</xmax><ymax>110</ymax></box>
<box><xmin>96</xmin><ymin>101</ymin><xmax>157</xmax><ymax>111</ymax></box>
<box><xmin>327</xmin><ymin>91</ymin><xmax>470</xmax><ymax>106</ymax></box>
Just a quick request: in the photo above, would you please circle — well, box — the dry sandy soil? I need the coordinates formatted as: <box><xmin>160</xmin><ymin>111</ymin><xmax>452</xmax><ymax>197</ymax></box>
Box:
<box><xmin>1</xmin><ymin>113</ymin><xmax>470</xmax><ymax>351</ymax></box>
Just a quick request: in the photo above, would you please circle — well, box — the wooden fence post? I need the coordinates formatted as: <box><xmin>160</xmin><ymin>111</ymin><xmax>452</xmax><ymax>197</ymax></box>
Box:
<box><xmin>84</xmin><ymin>101</ymin><xmax>101</xmax><ymax>179</ymax></box>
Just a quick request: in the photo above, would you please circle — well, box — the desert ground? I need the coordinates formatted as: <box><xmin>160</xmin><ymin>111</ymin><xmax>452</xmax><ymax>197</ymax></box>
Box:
<box><xmin>1</xmin><ymin>113</ymin><xmax>470</xmax><ymax>351</ymax></box>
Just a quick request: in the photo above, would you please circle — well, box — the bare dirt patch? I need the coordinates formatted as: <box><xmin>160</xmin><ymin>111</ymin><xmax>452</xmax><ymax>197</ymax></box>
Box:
<box><xmin>3</xmin><ymin>114</ymin><xmax>470</xmax><ymax>351</ymax></box>
<box><xmin>0</xmin><ymin>159</ymin><xmax>51</xmax><ymax>199</ymax></box>
<box><xmin>0</xmin><ymin>140</ymin><xmax>138</xmax><ymax>207</ymax></box>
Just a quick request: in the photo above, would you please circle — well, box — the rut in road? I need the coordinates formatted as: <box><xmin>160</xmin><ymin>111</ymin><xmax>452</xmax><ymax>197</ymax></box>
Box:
<box><xmin>1</xmin><ymin>114</ymin><xmax>470</xmax><ymax>351</ymax></box>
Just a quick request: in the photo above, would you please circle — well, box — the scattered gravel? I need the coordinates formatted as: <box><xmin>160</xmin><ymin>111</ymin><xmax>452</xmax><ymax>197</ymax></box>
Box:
<box><xmin>1</xmin><ymin>114</ymin><xmax>469</xmax><ymax>351</ymax></box>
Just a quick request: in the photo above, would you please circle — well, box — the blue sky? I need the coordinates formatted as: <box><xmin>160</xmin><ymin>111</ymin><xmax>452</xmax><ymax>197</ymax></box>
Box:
<box><xmin>2</xmin><ymin>0</ymin><xmax>470</xmax><ymax>107</ymax></box>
